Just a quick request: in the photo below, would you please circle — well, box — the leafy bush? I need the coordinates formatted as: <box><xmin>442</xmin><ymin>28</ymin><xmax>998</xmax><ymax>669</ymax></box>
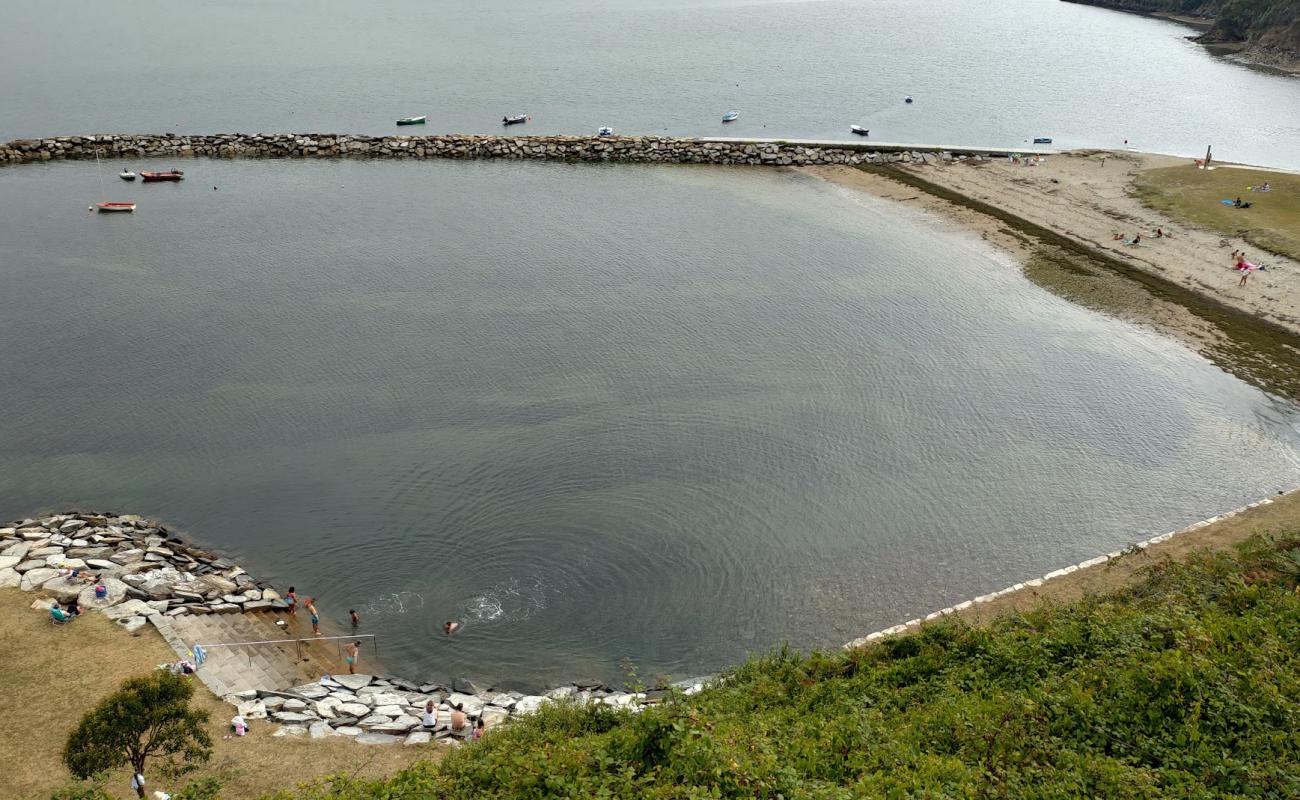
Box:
<box><xmin>280</xmin><ymin>533</ymin><xmax>1300</xmax><ymax>798</ymax></box>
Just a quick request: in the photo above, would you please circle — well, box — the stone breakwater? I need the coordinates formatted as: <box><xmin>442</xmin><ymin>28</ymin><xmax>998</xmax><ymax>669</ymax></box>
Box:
<box><xmin>0</xmin><ymin>133</ymin><xmax>1026</xmax><ymax>168</ymax></box>
<box><xmin>1</xmin><ymin>512</ymin><xmax>285</xmax><ymax>629</ymax></box>
<box><xmin>3</xmin><ymin>511</ymin><xmax>709</xmax><ymax>746</ymax></box>
<box><xmin>225</xmin><ymin>672</ymin><xmax>709</xmax><ymax>746</ymax></box>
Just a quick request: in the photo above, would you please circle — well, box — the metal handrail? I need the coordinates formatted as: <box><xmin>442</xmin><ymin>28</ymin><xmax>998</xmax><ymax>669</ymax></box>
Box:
<box><xmin>194</xmin><ymin>633</ymin><xmax>378</xmax><ymax>669</ymax></box>
<box><xmin>196</xmin><ymin>634</ymin><xmax>375</xmax><ymax>648</ymax></box>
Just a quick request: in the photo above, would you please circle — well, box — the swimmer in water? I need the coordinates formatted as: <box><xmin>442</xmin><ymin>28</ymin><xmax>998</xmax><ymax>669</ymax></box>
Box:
<box><xmin>443</xmin><ymin>620</ymin><xmax>460</xmax><ymax>636</ymax></box>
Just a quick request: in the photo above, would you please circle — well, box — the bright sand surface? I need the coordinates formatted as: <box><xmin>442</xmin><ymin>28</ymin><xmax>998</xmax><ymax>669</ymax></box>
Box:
<box><xmin>805</xmin><ymin>152</ymin><xmax>1300</xmax><ymax>337</ymax></box>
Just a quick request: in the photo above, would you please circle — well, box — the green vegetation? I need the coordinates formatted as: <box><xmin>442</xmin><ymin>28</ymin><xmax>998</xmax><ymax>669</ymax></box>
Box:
<box><xmin>1131</xmin><ymin>164</ymin><xmax>1300</xmax><ymax>262</ymax></box>
<box><xmin>1063</xmin><ymin>0</ymin><xmax>1300</xmax><ymax>52</ymax></box>
<box><xmin>63</xmin><ymin>670</ymin><xmax>212</xmax><ymax>797</ymax></box>
<box><xmin>273</xmin><ymin>532</ymin><xmax>1300</xmax><ymax>799</ymax></box>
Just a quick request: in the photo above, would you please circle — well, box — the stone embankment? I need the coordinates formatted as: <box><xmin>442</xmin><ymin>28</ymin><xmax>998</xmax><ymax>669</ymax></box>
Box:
<box><xmin>0</xmin><ymin>132</ymin><xmax>1020</xmax><ymax>168</ymax></box>
<box><xmin>2</xmin><ymin>512</ymin><xmax>283</xmax><ymax>630</ymax></box>
<box><xmin>230</xmin><ymin>673</ymin><xmax>708</xmax><ymax>746</ymax></box>
<box><xmin>4</xmin><ymin>511</ymin><xmax>707</xmax><ymax>746</ymax></box>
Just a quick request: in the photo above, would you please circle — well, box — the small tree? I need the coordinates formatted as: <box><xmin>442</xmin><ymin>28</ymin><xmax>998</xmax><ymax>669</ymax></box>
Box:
<box><xmin>63</xmin><ymin>671</ymin><xmax>212</xmax><ymax>798</ymax></box>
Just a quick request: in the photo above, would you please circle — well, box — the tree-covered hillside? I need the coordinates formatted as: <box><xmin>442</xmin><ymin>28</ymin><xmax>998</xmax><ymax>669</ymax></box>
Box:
<box><xmin>1065</xmin><ymin>0</ymin><xmax>1299</xmax><ymax>58</ymax></box>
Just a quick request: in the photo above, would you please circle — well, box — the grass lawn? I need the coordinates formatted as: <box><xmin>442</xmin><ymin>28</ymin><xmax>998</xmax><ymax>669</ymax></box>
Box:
<box><xmin>0</xmin><ymin>589</ymin><xmax>437</xmax><ymax>799</ymax></box>
<box><xmin>1130</xmin><ymin>164</ymin><xmax>1300</xmax><ymax>261</ymax></box>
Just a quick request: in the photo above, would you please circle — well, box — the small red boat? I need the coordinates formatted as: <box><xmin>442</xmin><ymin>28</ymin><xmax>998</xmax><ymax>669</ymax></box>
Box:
<box><xmin>96</xmin><ymin>202</ymin><xmax>136</xmax><ymax>213</ymax></box>
<box><xmin>140</xmin><ymin>170</ymin><xmax>184</xmax><ymax>182</ymax></box>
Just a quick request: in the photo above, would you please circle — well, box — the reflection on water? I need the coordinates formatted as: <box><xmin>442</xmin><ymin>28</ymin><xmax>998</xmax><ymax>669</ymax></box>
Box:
<box><xmin>0</xmin><ymin>157</ymin><xmax>1297</xmax><ymax>687</ymax></box>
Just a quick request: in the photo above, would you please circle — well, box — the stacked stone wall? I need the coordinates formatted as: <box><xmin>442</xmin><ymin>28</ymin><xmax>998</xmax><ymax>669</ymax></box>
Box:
<box><xmin>0</xmin><ymin>133</ymin><xmax>1015</xmax><ymax>167</ymax></box>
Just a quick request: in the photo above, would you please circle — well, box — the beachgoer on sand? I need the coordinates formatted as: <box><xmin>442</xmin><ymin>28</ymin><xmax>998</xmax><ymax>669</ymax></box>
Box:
<box><xmin>344</xmin><ymin>640</ymin><xmax>361</xmax><ymax>674</ymax></box>
<box><xmin>306</xmin><ymin>598</ymin><xmax>320</xmax><ymax>635</ymax></box>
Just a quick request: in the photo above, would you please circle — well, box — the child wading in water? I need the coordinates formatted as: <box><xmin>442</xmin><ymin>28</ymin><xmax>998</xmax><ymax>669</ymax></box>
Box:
<box><xmin>306</xmin><ymin>598</ymin><xmax>320</xmax><ymax>635</ymax></box>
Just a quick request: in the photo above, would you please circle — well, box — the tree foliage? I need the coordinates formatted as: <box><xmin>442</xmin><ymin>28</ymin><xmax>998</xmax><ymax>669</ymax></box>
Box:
<box><xmin>281</xmin><ymin>532</ymin><xmax>1300</xmax><ymax>798</ymax></box>
<box><xmin>63</xmin><ymin>670</ymin><xmax>212</xmax><ymax>784</ymax></box>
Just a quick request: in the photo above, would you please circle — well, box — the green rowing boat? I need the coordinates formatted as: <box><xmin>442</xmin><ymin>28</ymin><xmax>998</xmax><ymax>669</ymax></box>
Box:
<box><xmin>396</xmin><ymin>116</ymin><xmax>427</xmax><ymax>126</ymax></box>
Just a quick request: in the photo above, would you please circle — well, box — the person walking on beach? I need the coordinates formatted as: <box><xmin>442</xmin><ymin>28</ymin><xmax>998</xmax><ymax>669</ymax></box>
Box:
<box><xmin>306</xmin><ymin>598</ymin><xmax>320</xmax><ymax>635</ymax></box>
<box><xmin>344</xmin><ymin>640</ymin><xmax>361</xmax><ymax>674</ymax></box>
<box><xmin>1239</xmin><ymin>265</ymin><xmax>1251</xmax><ymax>287</ymax></box>
<box><xmin>443</xmin><ymin>620</ymin><xmax>460</xmax><ymax>636</ymax></box>
<box><xmin>285</xmin><ymin>586</ymin><xmax>297</xmax><ymax>618</ymax></box>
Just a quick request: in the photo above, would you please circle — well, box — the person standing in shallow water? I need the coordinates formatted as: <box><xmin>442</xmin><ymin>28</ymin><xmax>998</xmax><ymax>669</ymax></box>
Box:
<box><xmin>349</xmin><ymin>608</ymin><xmax>359</xmax><ymax>627</ymax></box>
<box><xmin>344</xmin><ymin>640</ymin><xmax>361</xmax><ymax>674</ymax></box>
<box><xmin>285</xmin><ymin>587</ymin><xmax>297</xmax><ymax>618</ymax></box>
<box><xmin>306</xmin><ymin>598</ymin><xmax>320</xmax><ymax>635</ymax></box>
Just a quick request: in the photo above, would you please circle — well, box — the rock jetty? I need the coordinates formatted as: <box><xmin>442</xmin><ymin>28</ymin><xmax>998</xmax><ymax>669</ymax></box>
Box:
<box><xmin>2</xmin><ymin>512</ymin><xmax>281</xmax><ymax>630</ymax></box>
<box><xmin>230</xmin><ymin>673</ymin><xmax>710</xmax><ymax>746</ymax></box>
<box><xmin>0</xmin><ymin>133</ymin><xmax>1021</xmax><ymax>168</ymax></box>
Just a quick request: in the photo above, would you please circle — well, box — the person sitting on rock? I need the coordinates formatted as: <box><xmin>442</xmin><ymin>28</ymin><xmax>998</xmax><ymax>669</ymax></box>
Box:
<box><xmin>50</xmin><ymin>603</ymin><xmax>76</xmax><ymax>623</ymax></box>
<box><xmin>472</xmin><ymin>717</ymin><xmax>486</xmax><ymax>742</ymax></box>
<box><xmin>450</xmin><ymin>703</ymin><xmax>467</xmax><ymax>733</ymax></box>
<box><xmin>421</xmin><ymin>700</ymin><xmax>439</xmax><ymax>731</ymax></box>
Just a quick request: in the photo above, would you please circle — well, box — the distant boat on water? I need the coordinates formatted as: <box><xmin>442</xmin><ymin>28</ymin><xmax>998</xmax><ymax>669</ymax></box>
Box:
<box><xmin>597</xmin><ymin>127</ymin><xmax>614</xmax><ymax>136</ymax></box>
<box><xmin>1033</xmin><ymin>137</ymin><xmax>1053</xmax><ymax>144</ymax></box>
<box><xmin>722</xmin><ymin>111</ymin><xmax>739</xmax><ymax>122</ymax></box>
<box><xmin>92</xmin><ymin>149</ymin><xmax>135</xmax><ymax>214</ymax></box>
<box><xmin>96</xmin><ymin>202</ymin><xmax>136</xmax><ymax>213</ymax></box>
<box><xmin>503</xmin><ymin>114</ymin><xmax>529</xmax><ymax>126</ymax></box>
<box><xmin>850</xmin><ymin>125</ymin><xmax>869</xmax><ymax>136</ymax></box>
<box><xmin>119</xmin><ymin>169</ymin><xmax>136</xmax><ymax>181</ymax></box>
<box><xmin>141</xmin><ymin>170</ymin><xmax>184</xmax><ymax>182</ymax></box>
<box><xmin>396</xmin><ymin>115</ymin><xmax>426</xmax><ymax>126</ymax></box>
<box><xmin>904</xmin><ymin>96</ymin><xmax>913</xmax><ymax>104</ymax></box>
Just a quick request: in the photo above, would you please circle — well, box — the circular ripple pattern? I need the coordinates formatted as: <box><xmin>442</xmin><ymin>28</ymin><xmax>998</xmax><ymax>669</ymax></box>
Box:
<box><xmin>1</xmin><ymin>158</ymin><xmax>1298</xmax><ymax>687</ymax></box>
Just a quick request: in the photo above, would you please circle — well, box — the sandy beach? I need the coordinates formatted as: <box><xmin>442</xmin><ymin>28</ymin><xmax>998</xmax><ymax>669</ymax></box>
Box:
<box><xmin>805</xmin><ymin>152</ymin><xmax>1300</xmax><ymax>337</ymax></box>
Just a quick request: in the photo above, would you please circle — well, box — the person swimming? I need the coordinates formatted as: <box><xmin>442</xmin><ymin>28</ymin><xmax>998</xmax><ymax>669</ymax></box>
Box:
<box><xmin>443</xmin><ymin>620</ymin><xmax>461</xmax><ymax>636</ymax></box>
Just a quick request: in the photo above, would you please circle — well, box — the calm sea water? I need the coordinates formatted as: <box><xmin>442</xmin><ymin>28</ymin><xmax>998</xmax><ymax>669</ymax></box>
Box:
<box><xmin>1</xmin><ymin>158</ymin><xmax>1298</xmax><ymax>686</ymax></box>
<box><xmin>1</xmin><ymin>0</ymin><xmax>1297</xmax><ymax>168</ymax></box>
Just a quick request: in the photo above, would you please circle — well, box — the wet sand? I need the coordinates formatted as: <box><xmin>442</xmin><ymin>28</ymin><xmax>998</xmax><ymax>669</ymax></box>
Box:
<box><xmin>802</xmin><ymin>152</ymin><xmax>1300</xmax><ymax>397</ymax></box>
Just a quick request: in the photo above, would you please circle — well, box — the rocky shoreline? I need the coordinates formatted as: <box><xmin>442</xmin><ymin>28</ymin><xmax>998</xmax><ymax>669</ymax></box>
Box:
<box><xmin>2</xmin><ymin>511</ymin><xmax>706</xmax><ymax>747</ymax></box>
<box><xmin>0</xmin><ymin>132</ymin><xmax>1037</xmax><ymax>168</ymax></box>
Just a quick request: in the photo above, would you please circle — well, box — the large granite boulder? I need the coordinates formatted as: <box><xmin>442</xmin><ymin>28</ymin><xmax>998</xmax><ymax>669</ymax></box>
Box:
<box><xmin>103</xmin><ymin>599</ymin><xmax>155</xmax><ymax>621</ymax></box>
<box><xmin>272</xmin><ymin>711</ymin><xmax>316</xmax><ymax>725</ymax></box>
<box><xmin>0</xmin><ymin>555</ymin><xmax>21</xmax><ymax>570</ymax></box>
<box><xmin>19</xmin><ymin>567</ymin><xmax>57</xmax><ymax>591</ymax></box>
<box><xmin>78</xmin><ymin>577</ymin><xmax>128</xmax><ymax>610</ymax></box>
<box><xmin>0</xmin><ymin>568</ymin><xmax>19</xmax><ymax>589</ymax></box>
<box><xmin>331</xmin><ymin>673</ymin><xmax>372</xmax><ymax>692</ymax></box>
<box><xmin>453</xmin><ymin>677</ymin><xmax>488</xmax><ymax>695</ymax></box>
<box><xmin>1</xmin><ymin>541</ymin><xmax>30</xmax><ymax>559</ymax></box>
<box><xmin>42</xmin><ymin>576</ymin><xmax>88</xmax><ymax>604</ymax></box>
